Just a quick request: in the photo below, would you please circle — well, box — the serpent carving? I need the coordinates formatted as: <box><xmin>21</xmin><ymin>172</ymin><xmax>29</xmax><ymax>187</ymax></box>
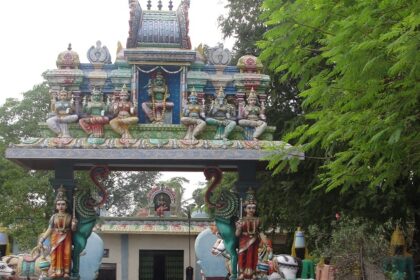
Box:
<box><xmin>71</xmin><ymin>165</ymin><xmax>109</xmax><ymax>277</ymax></box>
<box><xmin>204</xmin><ymin>167</ymin><xmax>239</xmax><ymax>280</ymax></box>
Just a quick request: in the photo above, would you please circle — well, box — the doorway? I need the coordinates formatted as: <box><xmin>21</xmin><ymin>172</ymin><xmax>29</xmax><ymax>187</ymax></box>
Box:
<box><xmin>97</xmin><ymin>263</ymin><xmax>116</xmax><ymax>280</ymax></box>
<box><xmin>139</xmin><ymin>250</ymin><xmax>183</xmax><ymax>280</ymax></box>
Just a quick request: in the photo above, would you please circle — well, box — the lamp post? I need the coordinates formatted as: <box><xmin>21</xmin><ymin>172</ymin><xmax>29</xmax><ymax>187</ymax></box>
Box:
<box><xmin>185</xmin><ymin>203</ymin><xmax>195</xmax><ymax>280</ymax></box>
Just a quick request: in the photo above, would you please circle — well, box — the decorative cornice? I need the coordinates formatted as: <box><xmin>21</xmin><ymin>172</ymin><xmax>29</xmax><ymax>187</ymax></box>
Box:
<box><xmin>124</xmin><ymin>48</ymin><xmax>196</xmax><ymax>65</ymax></box>
<box><xmin>5</xmin><ymin>139</ymin><xmax>303</xmax><ymax>171</ymax></box>
<box><xmin>98</xmin><ymin>217</ymin><xmax>212</xmax><ymax>234</ymax></box>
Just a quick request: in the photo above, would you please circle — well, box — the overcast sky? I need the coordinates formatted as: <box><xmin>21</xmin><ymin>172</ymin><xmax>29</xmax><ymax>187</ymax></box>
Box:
<box><xmin>0</xmin><ymin>0</ymin><xmax>236</xmax><ymax>198</ymax></box>
<box><xmin>0</xmin><ymin>0</ymin><xmax>233</xmax><ymax>103</ymax></box>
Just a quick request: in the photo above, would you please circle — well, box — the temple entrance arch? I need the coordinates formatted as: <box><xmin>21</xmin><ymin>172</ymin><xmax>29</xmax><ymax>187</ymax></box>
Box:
<box><xmin>4</xmin><ymin>1</ymin><xmax>302</xmax><ymax>279</ymax></box>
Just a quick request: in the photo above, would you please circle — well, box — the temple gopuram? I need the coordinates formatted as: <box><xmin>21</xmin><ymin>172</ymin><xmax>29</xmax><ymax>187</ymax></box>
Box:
<box><xmin>5</xmin><ymin>1</ymin><xmax>302</xmax><ymax>280</ymax></box>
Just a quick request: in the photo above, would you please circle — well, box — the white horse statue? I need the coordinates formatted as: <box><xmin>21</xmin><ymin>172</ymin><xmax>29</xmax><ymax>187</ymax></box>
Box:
<box><xmin>0</xmin><ymin>260</ymin><xmax>14</xmax><ymax>279</ymax></box>
<box><xmin>269</xmin><ymin>254</ymin><xmax>300</xmax><ymax>280</ymax></box>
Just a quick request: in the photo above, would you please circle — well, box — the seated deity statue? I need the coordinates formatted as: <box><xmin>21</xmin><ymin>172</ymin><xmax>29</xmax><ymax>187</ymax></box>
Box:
<box><xmin>155</xmin><ymin>195</ymin><xmax>170</xmax><ymax>217</ymax></box>
<box><xmin>109</xmin><ymin>85</ymin><xmax>139</xmax><ymax>139</ymax></box>
<box><xmin>79</xmin><ymin>88</ymin><xmax>109</xmax><ymax>139</ymax></box>
<box><xmin>141</xmin><ymin>71</ymin><xmax>174</xmax><ymax>124</ymax></box>
<box><xmin>238</xmin><ymin>88</ymin><xmax>267</xmax><ymax>141</ymax></box>
<box><xmin>46</xmin><ymin>88</ymin><xmax>78</xmax><ymax>138</ymax></box>
<box><xmin>205</xmin><ymin>87</ymin><xmax>236</xmax><ymax>140</ymax></box>
<box><xmin>181</xmin><ymin>89</ymin><xmax>206</xmax><ymax>140</ymax></box>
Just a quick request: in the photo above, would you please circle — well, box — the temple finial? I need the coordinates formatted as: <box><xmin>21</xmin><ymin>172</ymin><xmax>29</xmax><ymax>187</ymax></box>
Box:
<box><xmin>168</xmin><ymin>0</ymin><xmax>173</xmax><ymax>10</ymax></box>
<box><xmin>67</xmin><ymin>43</ymin><xmax>72</xmax><ymax>51</ymax></box>
<box><xmin>147</xmin><ymin>0</ymin><xmax>151</xmax><ymax>10</ymax></box>
<box><xmin>158</xmin><ymin>0</ymin><xmax>162</xmax><ymax>10</ymax></box>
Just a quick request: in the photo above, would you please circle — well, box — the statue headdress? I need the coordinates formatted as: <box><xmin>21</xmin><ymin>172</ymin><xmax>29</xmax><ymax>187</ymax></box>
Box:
<box><xmin>243</xmin><ymin>188</ymin><xmax>257</xmax><ymax>206</ymax></box>
<box><xmin>120</xmin><ymin>84</ymin><xmax>129</xmax><ymax>94</ymax></box>
<box><xmin>247</xmin><ymin>87</ymin><xmax>257</xmax><ymax>100</ymax></box>
<box><xmin>59</xmin><ymin>87</ymin><xmax>69</xmax><ymax>95</ymax></box>
<box><xmin>55</xmin><ymin>185</ymin><xmax>68</xmax><ymax>203</ymax></box>
<box><xmin>91</xmin><ymin>87</ymin><xmax>102</xmax><ymax>96</ymax></box>
<box><xmin>189</xmin><ymin>87</ymin><xmax>198</xmax><ymax>99</ymax></box>
<box><xmin>155</xmin><ymin>70</ymin><xmax>164</xmax><ymax>80</ymax></box>
<box><xmin>216</xmin><ymin>87</ymin><xmax>225</xmax><ymax>99</ymax></box>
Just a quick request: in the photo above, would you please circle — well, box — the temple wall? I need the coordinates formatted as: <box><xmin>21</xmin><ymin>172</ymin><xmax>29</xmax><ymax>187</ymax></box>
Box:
<box><xmin>99</xmin><ymin>233</ymin><xmax>198</xmax><ymax>280</ymax></box>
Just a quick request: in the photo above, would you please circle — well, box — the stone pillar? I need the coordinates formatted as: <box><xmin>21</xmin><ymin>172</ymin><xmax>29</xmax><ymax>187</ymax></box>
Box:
<box><xmin>72</xmin><ymin>91</ymin><xmax>82</xmax><ymax>116</ymax></box>
<box><xmin>235</xmin><ymin>162</ymin><xmax>259</xmax><ymax>198</ymax></box>
<box><xmin>51</xmin><ymin>160</ymin><xmax>76</xmax><ymax>213</ymax></box>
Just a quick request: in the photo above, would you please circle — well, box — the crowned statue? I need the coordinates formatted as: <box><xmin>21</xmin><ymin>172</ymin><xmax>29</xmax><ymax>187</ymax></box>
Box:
<box><xmin>238</xmin><ymin>88</ymin><xmax>267</xmax><ymax>141</ymax></box>
<box><xmin>141</xmin><ymin>71</ymin><xmax>174</xmax><ymax>124</ymax></box>
<box><xmin>109</xmin><ymin>84</ymin><xmax>139</xmax><ymax>140</ymax></box>
<box><xmin>235</xmin><ymin>188</ymin><xmax>272</xmax><ymax>280</ymax></box>
<box><xmin>38</xmin><ymin>186</ymin><xmax>77</xmax><ymax>278</ymax></box>
<box><xmin>205</xmin><ymin>87</ymin><xmax>236</xmax><ymax>141</ymax></box>
<box><xmin>46</xmin><ymin>88</ymin><xmax>78</xmax><ymax>139</ymax></box>
<box><xmin>79</xmin><ymin>87</ymin><xmax>109</xmax><ymax>143</ymax></box>
<box><xmin>181</xmin><ymin>88</ymin><xmax>206</xmax><ymax>140</ymax></box>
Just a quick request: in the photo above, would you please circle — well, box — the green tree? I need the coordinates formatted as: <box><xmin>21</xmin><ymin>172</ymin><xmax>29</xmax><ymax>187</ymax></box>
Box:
<box><xmin>101</xmin><ymin>171</ymin><xmax>161</xmax><ymax>217</ymax></box>
<box><xmin>259</xmin><ymin>0</ymin><xmax>420</xmax><ymax>247</ymax></box>
<box><xmin>218</xmin><ymin>0</ymin><xmax>266</xmax><ymax>61</ymax></box>
<box><xmin>0</xmin><ymin>84</ymin><xmax>51</xmax><ymax>249</ymax></box>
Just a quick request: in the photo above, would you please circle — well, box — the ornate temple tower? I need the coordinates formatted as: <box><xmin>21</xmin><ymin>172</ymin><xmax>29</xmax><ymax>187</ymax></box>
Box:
<box><xmin>125</xmin><ymin>0</ymin><xmax>195</xmax><ymax>124</ymax></box>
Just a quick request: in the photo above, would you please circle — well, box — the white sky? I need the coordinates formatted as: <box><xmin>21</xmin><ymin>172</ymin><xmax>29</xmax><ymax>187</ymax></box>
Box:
<box><xmin>0</xmin><ymin>0</ymin><xmax>233</xmax><ymax>102</ymax></box>
<box><xmin>0</xmin><ymin>0</ymin><xmax>235</xmax><ymax>198</ymax></box>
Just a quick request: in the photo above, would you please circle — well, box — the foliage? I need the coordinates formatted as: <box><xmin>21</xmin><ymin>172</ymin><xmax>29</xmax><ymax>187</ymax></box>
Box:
<box><xmin>192</xmin><ymin>187</ymin><xmax>205</xmax><ymax>210</ymax></box>
<box><xmin>218</xmin><ymin>0</ymin><xmax>266</xmax><ymax>61</ymax></box>
<box><xmin>306</xmin><ymin>216</ymin><xmax>390</xmax><ymax>278</ymax></box>
<box><xmin>0</xmin><ymin>143</ymin><xmax>52</xmax><ymax>250</ymax></box>
<box><xmin>0</xmin><ymin>83</ymin><xmax>50</xmax><ymax>143</ymax></box>
<box><xmin>218</xmin><ymin>2</ymin><xmax>420</xmax><ymax>259</ymax></box>
<box><xmin>81</xmin><ymin>171</ymin><xmax>161</xmax><ymax>217</ymax></box>
<box><xmin>259</xmin><ymin>0</ymin><xmax>420</xmax><ymax>191</ymax></box>
<box><xmin>0</xmin><ymin>83</ymin><xmax>52</xmax><ymax>250</ymax></box>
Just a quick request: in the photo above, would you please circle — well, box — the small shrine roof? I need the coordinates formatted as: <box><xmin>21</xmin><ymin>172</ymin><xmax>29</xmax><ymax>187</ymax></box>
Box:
<box><xmin>127</xmin><ymin>0</ymin><xmax>191</xmax><ymax>49</ymax></box>
<box><xmin>97</xmin><ymin>216</ymin><xmax>212</xmax><ymax>235</ymax></box>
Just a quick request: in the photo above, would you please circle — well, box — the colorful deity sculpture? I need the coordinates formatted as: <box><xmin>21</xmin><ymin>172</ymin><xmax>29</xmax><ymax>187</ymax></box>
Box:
<box><xmin>155</xmin><ymin>194</ymin><xmax>170</xmax><ymax>217</ymax></box>
<box><xmin>46</xmin><ymin>88</ymin><xmax>78</xmax><ymax>139</ymax></box>
<box><xmin>181</xmin><ymin>89</ymin><xmax>206</xmax><ymax>140</ymax></box>
<box><xmin>109</xmin><ymin>84</ymin><xmax>139</xmax><ymax>140</ymax></box>
<box><xmin>141</xmin><ymin>71</ymin><xmax>174</xmax><ymax>123</ymax></box>
<box><xmin>79</xmin><ymin>88</ymin><xmax>109</xmax><ymax>143</ymax></box>
<box><xmin>238</xmin><ymin>88</ymin><xmax>267</xmax><ymax>141</ymax></box>
<box><xmin>235</xmin><ymin>189</ymin><xmax>272</xmax><ymax>280</ymax></box>
<box><xmin>38</xmin><ymin>186</ymin><xmax>77</xmax><ymax>278</ymax></box>
<box><xmin>205</xmin><ymin>87</ymin><xmax>236</xmax><ymax>140</ymax></box>
<box><xmin>204</xmin><ymin>167</ymin><xmax>239</xmax><ymax>280</ymax></box>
